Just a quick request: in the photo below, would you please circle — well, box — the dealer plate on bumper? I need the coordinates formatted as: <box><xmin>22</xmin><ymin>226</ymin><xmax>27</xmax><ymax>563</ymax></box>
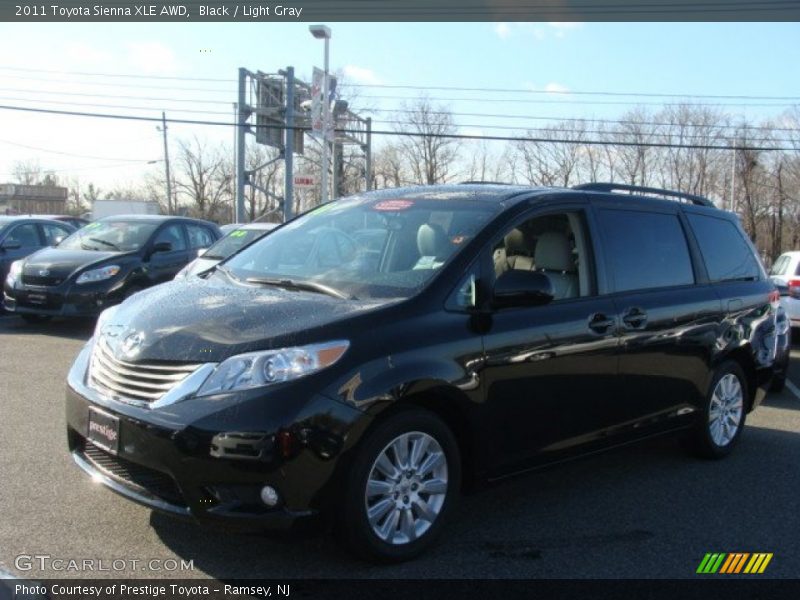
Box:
<box><xmin>87</xmin><ymin>407</ymin><xmax>120</xmax><ymax>454</ymax></box>
<box><xmin>26</xmin><ymin>291</ymin><xmax>47</xmax><ymax>305</ymax></box>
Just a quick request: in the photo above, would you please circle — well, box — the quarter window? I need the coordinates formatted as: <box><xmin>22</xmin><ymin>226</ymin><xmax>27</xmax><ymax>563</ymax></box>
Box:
<box><xmin>597</xmin><ymin>209</ymin><xmax>694</xmax><ymax>292</ymax></box>
<box><xmin>186</xmin><ymin>225</ymin><xmax>215</xmax><ymax>249</ymax></box>
<box><xmin>41</xmin><ymin>223</ymin><xmax>72</xmax><ymax>245</ymax></box>
<box><xmin>686</xmin><ymin>214</ymin><xmax>761</xmax><ymax>282</ymax></box>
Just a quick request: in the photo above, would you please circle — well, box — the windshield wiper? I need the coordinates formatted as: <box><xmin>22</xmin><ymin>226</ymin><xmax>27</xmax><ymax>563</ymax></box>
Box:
<box><xmin>214</xmin><ymin>263</ymin><xmax>239</xmax><ymax>281</ymax></box>
<box><xmin>88</xmin><ymin>237</ymin><xmax>121</xmax><ymax>251</ymax></box>
<box><xmin>245</xmin><ymin>277</ymin><xmax>356</xmax><ymax>300</ymax></box>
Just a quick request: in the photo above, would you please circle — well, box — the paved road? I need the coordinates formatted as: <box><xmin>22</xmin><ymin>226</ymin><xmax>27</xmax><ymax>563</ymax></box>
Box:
<box><xmin>1</xmin><ymin>314</ymin><xmax>799</xmax><ymax>579</ymax></box>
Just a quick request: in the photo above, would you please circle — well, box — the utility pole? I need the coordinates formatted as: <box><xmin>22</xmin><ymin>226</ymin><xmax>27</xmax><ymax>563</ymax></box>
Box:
<box><xmin>730</xmin><ymin>141</ymin><xmax>737</xmax><ymax>213</ymax></box>
<box><xmin>365</xmin><ymin>117</ymin><xmax>372</xmax><ymax>191</ymax></box>
<box><xmin>284</xmin><ymin>66</ymin><xmax>295</xmax><ymax>222</ymax></box>
<box><xmin>235</xmin><ymin>68</ymin><xmax>247</xmax><ymax>223</ymax></box>
<box><xmin>160</xmin><ymin>112</ymin><xmax>173</xmax><ymax>215</ymax></box>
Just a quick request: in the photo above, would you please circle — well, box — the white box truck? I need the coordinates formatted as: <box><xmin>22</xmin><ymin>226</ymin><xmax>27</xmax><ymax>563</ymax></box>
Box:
<box><xmin>92</xmin><ymin>200</ymin><xmax>160</xmax><ymax>220</ymax></box>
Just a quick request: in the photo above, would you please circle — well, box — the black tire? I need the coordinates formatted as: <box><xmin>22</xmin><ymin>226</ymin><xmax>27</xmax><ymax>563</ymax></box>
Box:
<box><xmin>685</xmin><ymin>361</ymin><xmax>748</xmax><ymax>459</ymax></box>
<box><xmin>20</xmin><ymin>313</ymin><xmax>52</xmax><ymax>324</ymax></box>
<box><xmin>338</xmin><ymin>408</ymin><xmax>461</xmax><ymax>563</ymax></box>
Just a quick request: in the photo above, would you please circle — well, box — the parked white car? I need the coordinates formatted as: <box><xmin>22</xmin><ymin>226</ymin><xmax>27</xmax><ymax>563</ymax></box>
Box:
<box><xmin>770</xmin><ymin>251</ymin><xmax>800</xmax><ymax>329</ymax></box>
<box><xmin>175</xmin><ymin>222</ymin><xmax>277</xmax><ymax>279</ymax></box>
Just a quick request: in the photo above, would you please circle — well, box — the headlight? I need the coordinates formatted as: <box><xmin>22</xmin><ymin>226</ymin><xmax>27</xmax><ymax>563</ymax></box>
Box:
<box><xmin>196</xmin><ymin>340</ymin><xmax>350</xmax><ymax>397</ymax></box>
<box><xmin>76</xmin><ymin>265</ymin><xmax>121</xmax><ymax>285</ymax></box>
<box><xmin>5</xmin><ymin>260</ymin><xmax>23</xmax><ymax>287</ymax></box>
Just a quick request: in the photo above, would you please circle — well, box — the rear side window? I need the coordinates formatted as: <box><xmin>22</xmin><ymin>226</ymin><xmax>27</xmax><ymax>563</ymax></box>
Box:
<box><xmin>770</xmin><ymin>255</ymin><xmax>790</xmax><ymax>276</ymax></box>
<box><xmin>41</xmin><ymin>222</ymin><xmax>72</xmax><ymax>245</ymax></box>
<box><xmin>686</xmin><ymin>214</ymin><xmax>761</xmax><ymax>282</ymax></box>
<box><xmin>186</xmin><ymin>224</ymin><xmax>215</xmax><ymax>249</ymax></box>
<box><xmin>597</xmin><ymin>209</ymin><xmax>694</xmax><ymax>293</ymax></box>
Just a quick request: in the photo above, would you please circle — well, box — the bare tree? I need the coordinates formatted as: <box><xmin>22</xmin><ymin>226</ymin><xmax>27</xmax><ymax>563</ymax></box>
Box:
<box><xmin>515</xmin><ymin>121</ymin><xmax>589</xmax><ymax>187</ymax></box>
<box><xmin>396</xmin><ymin>97</ymin><xmax>460</xmax><ymax>185</ymax></box>
<box><xmin>173</xmin><ymin>137</ymin><xmax>232</xmax><ymax>222</ymax></box>
<box><xmin>372</xmin><ymin>142</ymin><xmax>407</xmax><ymax>189</ymax></box>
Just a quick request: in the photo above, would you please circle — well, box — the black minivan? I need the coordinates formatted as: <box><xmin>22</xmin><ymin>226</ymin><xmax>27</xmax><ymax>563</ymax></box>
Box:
<box><xmin>65</xmin><ymin>184</ymin><xmax>789</xmax><ymax>562</ymax></box>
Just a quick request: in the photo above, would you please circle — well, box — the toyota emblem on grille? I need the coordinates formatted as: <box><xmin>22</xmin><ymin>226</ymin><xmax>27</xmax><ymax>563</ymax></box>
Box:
<box><xmin>121</xmin><ymin>331</ymin><xmax>145</xmax><ymax>357</ymax></box>
<box><xmin>38</xmin><ymin>269</ymin><xmax>50</xmax><ymax>277</ymax></box>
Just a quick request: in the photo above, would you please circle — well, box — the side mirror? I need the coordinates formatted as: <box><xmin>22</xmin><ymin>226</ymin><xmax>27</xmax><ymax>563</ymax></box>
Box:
<box><xmin>493</xmin><ymin>270</ymin><xmax>554</xmax><ymax>308</ymax></box>
<box><xmin>51</xmin><ymin>236</ymin><xmax>65</xmax><ymax>247</ymax></box>
<box><xmin>1</xmin><ymin>240</ymin><xmax>22</xmax><ymax>251</ymax></box>
<box><xmin>152</xmin><ymin>241</ymin><xmax>172</xmax><ymax>254</ymax></box>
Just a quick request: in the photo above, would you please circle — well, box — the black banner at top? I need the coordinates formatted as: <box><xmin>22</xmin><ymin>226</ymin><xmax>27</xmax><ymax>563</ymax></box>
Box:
<box><xmin>5</xmin><ymin>0</ymin><xmax>800</xmax><ymax>22</ymax></box>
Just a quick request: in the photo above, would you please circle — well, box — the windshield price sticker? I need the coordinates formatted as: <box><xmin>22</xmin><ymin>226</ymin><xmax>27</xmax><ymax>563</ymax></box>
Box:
<box><xmin>373</xmin><ymin>199</ymin><xmax>414</xmax><ymax>211</ymax></box>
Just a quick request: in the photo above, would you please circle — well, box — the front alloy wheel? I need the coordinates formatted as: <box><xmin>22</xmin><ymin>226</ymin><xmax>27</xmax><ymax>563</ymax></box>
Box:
<box><xmin>365</xmin><ymin>431</ymin><xmax>449</xmax><ymax>545</ymax></box>
<box><xmin>340</xmin><ymin>409</ymin><xmax>460</xmax><ymax>562</ymax></box>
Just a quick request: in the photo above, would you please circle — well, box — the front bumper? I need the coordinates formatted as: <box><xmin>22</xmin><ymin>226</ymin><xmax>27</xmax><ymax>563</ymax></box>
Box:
<box><xmin>3</xmin><ymin>279</ymin><xmax>122</xmax><ymax>317</ymax></box>
<box><xmin>66</xmin><ymin>341</ymin><xmax>369</xmax><ymax>532</ymax></box>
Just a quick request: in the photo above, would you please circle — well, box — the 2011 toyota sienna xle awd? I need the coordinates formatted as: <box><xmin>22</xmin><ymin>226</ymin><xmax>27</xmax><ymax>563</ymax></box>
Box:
<box><xmin>65</xmin><ymin>183</ymin><xmax>790</xmax><ymax>562</ymax></box>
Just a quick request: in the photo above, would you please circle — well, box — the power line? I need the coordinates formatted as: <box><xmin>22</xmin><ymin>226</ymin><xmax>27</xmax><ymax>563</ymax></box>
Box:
<box><xmin>356</xmin><ymin>94</ymin><xmax>799</xmax><ymax>108</ymax></box>
<box><xmin>365</xmin><ymin>108</ymin><xmax>800</xmax><ymax>134</ymax></box>
<box><xmin>4</xmin><ymin>94</ymin><xmax>797</xmax><ymax>144</ymax></box>
<box><xmin>348</xmin><ymin>84</ymin><xmax>800</xmax><ymax>102</ymax></box>
<box><xmin>0</xmin><ymin>138</ymin><xmax>157</xmax><ymax>162</ymax></box>
<box><xmin>0</xmin><ymin>86</ymin><xmax>231</xmax><ymax>105</ymax></box>
<box><xmin>2</xmin><ymin>65</ymin><xmax>799</xmax><ymax>102</ymax></box>
<box><xmin>0</xmin><ymin>65</ymin><xmax>236</xmax><ymax>83</ymax></box>
<box><xmin>1</xmin><ymin>103</ymin><xmax>797</xmax><ymax>152</ymax></box>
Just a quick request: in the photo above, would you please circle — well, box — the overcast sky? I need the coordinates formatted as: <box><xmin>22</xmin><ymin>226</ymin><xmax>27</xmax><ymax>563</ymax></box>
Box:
<box><xmin>0</xmin><ymin>22</ymin><xmax>798</xmax><ymax>190</ymax></box>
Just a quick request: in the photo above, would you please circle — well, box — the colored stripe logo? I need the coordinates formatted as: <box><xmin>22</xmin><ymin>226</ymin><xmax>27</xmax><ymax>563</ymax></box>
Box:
<box><xmin>697</xmin><ymin>553</ymin><xmax>773</xmax><ymax>574</ymax></box>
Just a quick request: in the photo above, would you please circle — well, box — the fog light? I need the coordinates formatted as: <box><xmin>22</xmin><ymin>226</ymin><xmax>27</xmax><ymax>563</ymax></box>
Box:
<box><xmin>260</xmin><ymin>485</ymin><xmax>279</xmax><ymax>507</ymax></box>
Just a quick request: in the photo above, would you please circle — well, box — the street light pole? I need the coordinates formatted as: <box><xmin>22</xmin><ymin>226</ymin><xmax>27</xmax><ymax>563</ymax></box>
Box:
<box><xmin>310</xmin><ymin>24</ymin><xmax>332</xmax><ymax>204</ymax></box>
<box><xmin>159</xmin><ymin>112</ymin><xmax>173</xmax><ymax>215</ymax></box>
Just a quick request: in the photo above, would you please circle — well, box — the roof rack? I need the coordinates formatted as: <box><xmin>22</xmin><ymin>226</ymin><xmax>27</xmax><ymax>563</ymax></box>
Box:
<box><xmin>572</xmin><ymin>182</ymin><xmax>715</xmax><ymax>208</ymax></box>
<box><xmin>458</xmin><ymin>180</ymin><xmax>514</xmax><ymax>186</ymax></box>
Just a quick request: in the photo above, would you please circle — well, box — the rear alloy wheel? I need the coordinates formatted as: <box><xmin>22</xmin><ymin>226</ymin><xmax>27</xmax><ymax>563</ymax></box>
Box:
<box><xmin>686</xmin><ymin>361</ymin><xmax>747</xmax><ymax>459</ymax></box>
<box><xmin>340</xmin><ymin>409</ymin><xmax>460</xmax><ymax>563</ymax></box>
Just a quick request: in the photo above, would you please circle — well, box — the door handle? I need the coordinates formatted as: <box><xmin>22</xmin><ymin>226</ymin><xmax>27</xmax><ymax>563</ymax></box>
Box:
<box><xmin>622</xmin><ymin>307</ymin><xmax>648</xmax><ymax>329</ymax></box>
<box><xmin>588</xmin><ymin>313</ymin><xmax>615</xmax><ymax>334</ymax></box>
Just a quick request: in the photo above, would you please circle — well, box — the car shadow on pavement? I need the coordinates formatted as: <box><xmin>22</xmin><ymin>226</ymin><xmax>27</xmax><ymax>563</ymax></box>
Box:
<box><xmin>146</xmin><ymin>422</ymin><xmax>800</xmax><ymax>578</ymax></box>
<box><xmin>0</xmin><ymin>315</ymin><xmax>94</xmax><ymax>341</ymax></box>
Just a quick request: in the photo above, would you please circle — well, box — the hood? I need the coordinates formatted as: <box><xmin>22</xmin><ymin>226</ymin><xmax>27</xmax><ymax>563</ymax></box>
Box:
<box><xmin>98</xmin><ymin>274</ymin><xmax>391</xmax><ymax>362</ymax></box>
<box><xmin>22</xmin><ymin>247</ymin><xmax>121</xmax><ymax>281</ymax></box>
<box><xmin>180</xmin><ymin>257</ymin><xmax>220</xmax><ymax>278</ymax></box>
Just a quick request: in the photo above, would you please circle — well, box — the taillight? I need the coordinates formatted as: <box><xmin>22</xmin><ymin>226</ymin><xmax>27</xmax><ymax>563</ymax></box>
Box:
<box><xmin>789</xmin><ymin>279</ymin><xmax>800</xmax><ymax>299</ymax></box>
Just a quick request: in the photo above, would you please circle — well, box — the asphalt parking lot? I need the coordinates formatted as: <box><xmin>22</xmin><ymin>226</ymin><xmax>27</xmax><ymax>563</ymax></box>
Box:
<box><xmin>1</xmin><ymin>313</ymin><xmax>799</xmax><ymax>580</ymax></box>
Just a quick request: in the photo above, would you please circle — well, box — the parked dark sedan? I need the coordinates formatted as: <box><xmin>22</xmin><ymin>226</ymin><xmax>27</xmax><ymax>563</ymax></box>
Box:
<box><xmin>64</xmin><ymin>184</ymin><xmax>787</xmax><ymax>562</ymax></box>
<box><xmin>37</xmin><ymin>214</ymin><xmax>92</xmax><ymax>230</ymax></box>
<box><xmin>3</xmin><ymin>215</ymin><xmax>220</xmax><ymax>321</ymax></box>
<box><xmin>0</xmin><ymin>216</ymin><xmax>75</xmax><ymax>289</ymax></box>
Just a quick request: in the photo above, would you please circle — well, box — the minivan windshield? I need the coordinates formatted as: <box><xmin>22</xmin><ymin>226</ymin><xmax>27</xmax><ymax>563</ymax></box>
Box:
<box><xmin>58</xmin><ymin>220</ymin><xmax>160</xmax><ymax>252</ymax></box>
<box><xmin>223</xmin><ymin>195</ymin><xmax>498</xmax><ymax>300</ymax></box>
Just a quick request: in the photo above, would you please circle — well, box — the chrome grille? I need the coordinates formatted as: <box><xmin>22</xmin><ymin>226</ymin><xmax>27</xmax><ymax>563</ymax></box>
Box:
<box><xmin>21</xmin><ymin>274</ymin><xmax>64</xmax><ymax>287</ymax></box>
<box><xmin>88</xmin><ymin>338</ymin><xmax>202</xmax><ymax>404</ymax></box>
